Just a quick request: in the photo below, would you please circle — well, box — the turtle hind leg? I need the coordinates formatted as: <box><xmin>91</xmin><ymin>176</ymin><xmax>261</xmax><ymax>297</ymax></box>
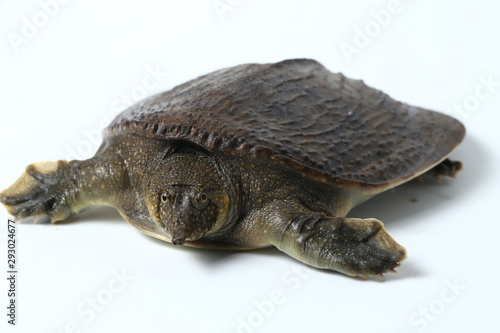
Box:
<box><xmin>424</xmin><ymin>158</ymin><xmax>462</xmax><ymax>180</ymax></box>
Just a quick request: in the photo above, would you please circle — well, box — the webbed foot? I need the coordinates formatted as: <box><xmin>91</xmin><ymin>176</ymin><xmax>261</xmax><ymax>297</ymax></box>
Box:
<box><xmin>0</xmin><ymin>161</ymin><xmax>75</xmax><ymax>222</ymax></box>
<box><xmin>424</xmin><ymin>158</ymin><xmax>462</xmax><ymax>180</ymax></box>
<box><xmin>276</xmin><ymin>215</ymin><xmax>407</xmax><ymax>278</ymax></box>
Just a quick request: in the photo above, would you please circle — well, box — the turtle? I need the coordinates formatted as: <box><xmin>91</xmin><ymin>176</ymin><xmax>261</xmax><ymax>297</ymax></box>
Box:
<box><xmin>0</xmin><ymin>59</ymin><xmax>465</xmax><ymax>278</ymax></box>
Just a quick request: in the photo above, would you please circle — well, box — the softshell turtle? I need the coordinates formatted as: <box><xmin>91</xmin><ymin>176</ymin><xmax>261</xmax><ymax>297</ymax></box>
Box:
<box><xmin>0</xmin><ymin>59</ymin><xmax>465</xmax><ymax>278</ymax></box>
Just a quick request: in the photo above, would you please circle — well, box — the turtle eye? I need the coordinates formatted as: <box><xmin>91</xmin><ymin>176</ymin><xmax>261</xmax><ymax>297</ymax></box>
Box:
<box><xmin>161</xmin><ymin>193</ymin><xmax>168</xmax><ymax>202</ymax></box>
<box><xmin>193</xmin><ymin>193</ymin><xmax>209</xmax><ymax>210</ymax></box>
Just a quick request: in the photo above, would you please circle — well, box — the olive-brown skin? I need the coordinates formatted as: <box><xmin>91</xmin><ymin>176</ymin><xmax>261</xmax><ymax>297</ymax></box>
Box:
<box><xmin>0</xmin><ymin>59</ymin><xmax>465</xmax><ymax>278</ymax></box>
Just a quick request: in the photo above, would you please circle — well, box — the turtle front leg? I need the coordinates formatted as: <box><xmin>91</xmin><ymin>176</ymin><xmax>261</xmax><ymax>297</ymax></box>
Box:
<box><xmin>242</xmin><ymin>203</ymin><xmax>407</xmax><ymax>278</ymax></box>
<box><xmin>278</xmin><ymin>215</ymin><xmax>406</xmax><ymax>278</ymax></box>
<box><xmin>0</xmin><ymin>161</ymin><xmax>77</xmax><ymax>222</ymax></box>
<box><xmin>0</xmin><ymin>157</ymin><xmax>128</xmax><ymax>222</ymax></box>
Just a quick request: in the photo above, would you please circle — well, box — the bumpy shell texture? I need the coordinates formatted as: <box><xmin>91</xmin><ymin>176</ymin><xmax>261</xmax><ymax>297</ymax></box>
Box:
<box><xmin>106</xmin><ymin>59</ymin><xmax>465</xmax><ymax>188</ymax></box>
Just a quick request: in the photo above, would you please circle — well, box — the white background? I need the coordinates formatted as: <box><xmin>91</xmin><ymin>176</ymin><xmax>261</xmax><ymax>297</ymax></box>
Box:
<box><xmin>1</xmin><ymin>1</ymin><xmax>499</xmax><ymax>332</ymax></box>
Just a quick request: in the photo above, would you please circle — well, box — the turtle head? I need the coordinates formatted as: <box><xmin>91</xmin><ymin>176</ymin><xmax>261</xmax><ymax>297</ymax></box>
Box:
<box><xmin>159</xmin><ymin>184</ymin><xmax>221</xmax><ymax>245</ymax></box>
<box><xmin>147</xmin><ymin>146</ymin><xmax>230</xmax><ymax>245</ymax></box>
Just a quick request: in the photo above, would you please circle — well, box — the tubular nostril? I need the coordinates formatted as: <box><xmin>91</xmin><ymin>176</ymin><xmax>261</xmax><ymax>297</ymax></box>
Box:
<box><xmin>171</xmin><ymin>226</ymin><xmax>186</xmax><ymax>246</ymax></box>
<box><xmin>172</xmin><ymin>237</ymin><xmax>185</xmax><ymax>246</ymax></box>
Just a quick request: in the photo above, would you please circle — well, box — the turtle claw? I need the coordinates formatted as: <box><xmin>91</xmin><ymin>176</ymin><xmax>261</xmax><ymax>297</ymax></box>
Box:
<box><xmin>356</xmin><ymin>270</ymin><xmax>393</xmax><ymax>281</ymax></box>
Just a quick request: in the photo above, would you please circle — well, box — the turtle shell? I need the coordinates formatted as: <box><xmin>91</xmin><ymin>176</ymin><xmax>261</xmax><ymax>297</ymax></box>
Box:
<box><xmin>106</xmin><ymin>59</ymin><xmax>465</xmax><ymax>190</ymax></box>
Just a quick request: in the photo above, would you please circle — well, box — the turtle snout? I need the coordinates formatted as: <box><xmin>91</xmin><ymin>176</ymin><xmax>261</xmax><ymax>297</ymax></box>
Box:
<box><xmin>171</xmin><ymin>228</ymin><xmax>186</xmax><ymax>246</ymax></box>
<box><xmin>172</xmin><ymin>238</ymin><xmax>185</xmax><ymax>246</ymax></box>
<box><xmin>166</xmin><ymin>218</ymin><xmax>188</xmax><ymax>245</ymax></box>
